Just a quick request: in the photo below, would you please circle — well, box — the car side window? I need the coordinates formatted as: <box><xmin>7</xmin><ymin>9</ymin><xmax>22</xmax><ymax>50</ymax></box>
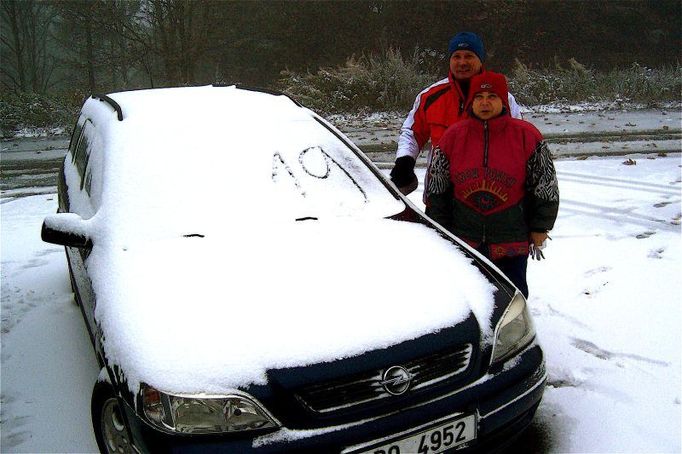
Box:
<box><xmin>68</xmin><ymin>120</ymin><xmax>84</xmax><ymax>156</ymax></box>
<box><xmin>73</xmin><ymin>120</ymin><xmax>93</xmax><ymax>193</ymax></box>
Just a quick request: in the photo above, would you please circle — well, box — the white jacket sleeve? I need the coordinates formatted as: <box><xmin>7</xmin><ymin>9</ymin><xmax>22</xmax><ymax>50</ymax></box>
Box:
<box><xmin>508</xmin><ymin>93</ymin><xmax>523</xmax><ymax>119</ymax></box>
<box><xmin>395</xmin><ymin>96</ymin><xmax>422</xmax><ymax>160</ymax></box>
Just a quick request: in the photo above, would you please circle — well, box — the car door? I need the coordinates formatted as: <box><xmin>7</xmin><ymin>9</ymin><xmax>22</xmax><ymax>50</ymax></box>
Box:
<box><xmin>63</xmin><ymin>117</ymin><xmax>101</xmax><ymax>351</ymax></box>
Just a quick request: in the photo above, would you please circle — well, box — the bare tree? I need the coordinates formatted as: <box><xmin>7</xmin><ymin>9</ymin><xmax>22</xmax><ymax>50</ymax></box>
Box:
<box><xmin>97</xmin><ymin>0</ymin><xmax>145</xmax><ymax>88</ymax></box>
<box><xmin>143</xmin><ymin>0</ymin><xmax>218</xmax><ymax>86</ymax></box>
<box><xmin>52</xmin><ymin>1</ymin><xmax>108</xmax><ymax>93</ymax></box>
<box><xmin>1</xmin><ymin>0</ymin><xmax>58</xmax><ymax>93</ymax></box>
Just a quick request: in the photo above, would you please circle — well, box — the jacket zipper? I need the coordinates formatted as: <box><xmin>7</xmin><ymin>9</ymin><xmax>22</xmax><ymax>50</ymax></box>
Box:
<box><xmin>483</xmin><ymin>120</ymin><xmax>489</xmax><ymax>167</ymax></box>
<box><xmin>482</xmin><ymin>120</ymin><xmax>489</xmax><ymax>244</ymax></box>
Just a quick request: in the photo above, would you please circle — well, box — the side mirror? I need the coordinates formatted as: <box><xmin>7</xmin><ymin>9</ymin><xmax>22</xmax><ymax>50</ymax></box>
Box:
<box><xmin>41</xmin><ymin>213</ymin><xmax>92</xmax><ymax>248</ymax></box>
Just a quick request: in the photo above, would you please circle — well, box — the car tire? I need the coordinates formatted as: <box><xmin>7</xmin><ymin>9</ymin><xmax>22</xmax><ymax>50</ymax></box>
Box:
<box><xmin>91</xmin><ymin>381</ymin><xmax>135</xmax><ymax>454</ymax></box>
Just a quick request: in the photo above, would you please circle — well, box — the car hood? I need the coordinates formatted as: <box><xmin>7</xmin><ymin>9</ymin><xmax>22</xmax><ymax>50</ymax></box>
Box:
<box><xmin>89</xmin><ymin>218</ymin><xmax>498</xmax><ymax>395</ymax></box>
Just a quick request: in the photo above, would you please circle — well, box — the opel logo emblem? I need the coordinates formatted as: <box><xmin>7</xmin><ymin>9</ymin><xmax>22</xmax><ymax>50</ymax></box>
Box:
<box><xmin>380</xmin><ymin>366</ymin><xmax>412</xmax><ymax>395</ymax></box>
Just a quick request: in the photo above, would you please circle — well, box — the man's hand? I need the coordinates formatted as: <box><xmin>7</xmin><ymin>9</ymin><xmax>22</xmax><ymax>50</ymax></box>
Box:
<box><xmin>529</xmin><ymin>231</ymin><xmax>550</xmax><ymax>260</ymax></box>
<box><xmin>390</xmin><ymin>156</ymin><xmax>418</xmax><ymax>195</ymax></box>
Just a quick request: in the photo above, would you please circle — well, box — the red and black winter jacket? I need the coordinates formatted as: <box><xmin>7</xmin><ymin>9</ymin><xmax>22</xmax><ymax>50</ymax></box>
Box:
<box><xmin>426</xmin><ymin>114</ymin><xmax>560</xmax><ymax>260</ymax></box>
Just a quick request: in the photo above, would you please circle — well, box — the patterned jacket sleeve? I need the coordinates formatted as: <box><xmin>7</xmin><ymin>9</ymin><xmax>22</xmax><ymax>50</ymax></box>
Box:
<box><xmin>525</xmin><ymin>140</ymin><xmax>560</xmax><ymax>232</ymax></box>
<box><xmin>425</xmin><ymin>146</ymin><xmax>453</xmax><ymax>230</ymax></box>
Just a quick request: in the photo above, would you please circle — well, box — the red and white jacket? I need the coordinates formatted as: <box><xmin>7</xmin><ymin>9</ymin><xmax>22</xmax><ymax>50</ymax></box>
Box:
<box><xmin>396</xmin><ymin>72</ymin><xmax>522</xmax><ymax>162</ymax></box>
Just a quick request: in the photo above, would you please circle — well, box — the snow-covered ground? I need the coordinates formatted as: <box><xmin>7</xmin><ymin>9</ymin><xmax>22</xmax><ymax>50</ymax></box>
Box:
<box><xmin>334</xmin><ymin>107</ymin><xmax>682</xmax><ymax>166</ymax></box>
<box><xmin>331</xmin><ymin>106</ymin><xmax>681</xmax><ymax>143</ymax></box>
<box><xmin>1</xmin><ymin>154</ymin><xmax>681</xmax><ymax>453</ymax></box>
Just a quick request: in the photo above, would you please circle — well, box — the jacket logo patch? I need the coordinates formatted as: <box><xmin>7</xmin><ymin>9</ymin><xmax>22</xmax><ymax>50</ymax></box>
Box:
<box><xmin>461</xmin><ymin>180</ymin><xmax>509</xmax><ymax>212</ymax></box>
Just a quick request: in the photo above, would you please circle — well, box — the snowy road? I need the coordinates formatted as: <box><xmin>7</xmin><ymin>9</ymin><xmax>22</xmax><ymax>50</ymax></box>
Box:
<box><xmin>1</xmin><ymin>154</ymin><xmax>681</xmax><ymax>453</ymax></box>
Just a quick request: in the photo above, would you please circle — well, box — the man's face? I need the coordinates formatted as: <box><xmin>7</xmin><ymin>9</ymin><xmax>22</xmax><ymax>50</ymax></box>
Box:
<box><xmin>449</xmin><ymin>50</ymin><xmax>483</xmax><ymax>80</ymax></box>
<box><xmin>471</xmin><ymin>91</ymin><xmax>504</xmax><ymax>120</ymax></box>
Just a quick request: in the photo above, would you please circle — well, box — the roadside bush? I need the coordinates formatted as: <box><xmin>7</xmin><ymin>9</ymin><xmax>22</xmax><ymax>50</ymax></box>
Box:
<box><xmin>278</xmin><ymin>48</ymin><xmax>437</xmax><ymax>114</ymax></box>
<box><xmin>0</xmin><ymin>91</ymin><xmax>81</xmax><ymax>136</ymax></box>
<box><xmin>509</xmin><ymin>59</ymin><xmax>682</xmax><ymax>106</ymax></box>
<box><xmin>280</xmin><ymin>54</ymin><xmax>680</xmax><ymax>114</ymax></box>
<box><xmin>3</xmin><ymin>58</ymin><xmax>679</xmax><ymax>136</ymax></box>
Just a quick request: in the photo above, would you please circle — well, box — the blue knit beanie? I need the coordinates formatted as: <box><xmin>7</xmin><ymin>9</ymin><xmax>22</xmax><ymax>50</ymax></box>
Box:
<box><xmin>448</xmin><ymin>32</ymin><xmax>485</xmax><ymax>62</ymax></box>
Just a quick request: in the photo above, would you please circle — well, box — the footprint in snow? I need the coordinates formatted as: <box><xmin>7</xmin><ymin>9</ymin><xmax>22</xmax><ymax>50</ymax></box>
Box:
<box><xmin>544</xmin><ymin>304</ymin><xmax>590</xmax><ymax>329</ymax></box>
<box><xmin>648</xmin><ymin>248</ymin><xmax>665</xmax><ymax>259</ymax></box>
<box><xmin>584</xmin><ymin>266</ymin><xmax>611</xmax><ymax>277</ymax></box>
<box><xmin>20</xmin><ymin>257</ymin><xmax>50</xmax><ymax>271</ymax></box>
<box><xmin>0</xmin><ymin>429</ymin><xmax>32</xmax><ymax>449</ymax></box>
<box><xmin>35</xmin><ymin>247</ymin><xmax>62</xmax><ymax>257</ymax></box>
<box><xmin>582</xmin><ymin>281</ymin><xmax>609</xmax><ymax>297</ymax></box>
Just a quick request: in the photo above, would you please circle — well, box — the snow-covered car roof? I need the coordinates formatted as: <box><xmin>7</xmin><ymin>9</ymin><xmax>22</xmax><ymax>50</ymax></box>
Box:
<box><xmin>78</xmin><ymin>86</ymin><xmax>405</xmax><ymax>241</ymax></box>
<box><xmin>68</xmin><ymin>86</ymin><xmax>498</xmax><ymax>395</ymax></box>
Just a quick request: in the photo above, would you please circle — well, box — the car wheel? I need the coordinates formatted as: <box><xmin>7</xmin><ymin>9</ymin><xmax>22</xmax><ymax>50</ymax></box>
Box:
<box><xmin>92</xmin><ymin>382</ymin><xmax>135</xmax><ymax>454</ymax></box>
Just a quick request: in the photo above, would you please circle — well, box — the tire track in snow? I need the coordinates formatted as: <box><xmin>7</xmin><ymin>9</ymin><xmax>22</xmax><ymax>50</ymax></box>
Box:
<box><xmin>571</xmin><ymin>338</ymin><xmax>670</xmax><ymax>367</ymax></box>
<box><xmin>559</xmin><ymin>200</ymin><xmax>680</xmax><ymax>232</ymax></box>
<box><xmin>557</xmin><ymin>170</ymin><xmax>681</xmax><ymax>196</ymax></box>
<box><xmin>557</xmin><ymin>169</ymin><xmax>681</xmax><ymax>231</ymax></box>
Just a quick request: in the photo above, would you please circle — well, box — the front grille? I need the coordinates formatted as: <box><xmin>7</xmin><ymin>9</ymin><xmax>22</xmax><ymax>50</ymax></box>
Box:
<box><xmin>295</xmin><ymin>344</ymin><xmax>473</xmax><ymax>413</ymax></box>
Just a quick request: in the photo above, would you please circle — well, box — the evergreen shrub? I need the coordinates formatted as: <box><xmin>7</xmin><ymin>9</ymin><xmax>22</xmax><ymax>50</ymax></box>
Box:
<box><xmin>0</xmin><ymin>91</ymin><xmax>81</xmax><ymax>136</ymax></box>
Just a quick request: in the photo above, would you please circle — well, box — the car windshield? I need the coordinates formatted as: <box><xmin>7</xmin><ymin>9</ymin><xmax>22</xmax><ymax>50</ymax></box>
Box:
<box><xmin>268</xmin><ymin>118</ymin><xmax>405</xmax><ymax>221</ymax></box>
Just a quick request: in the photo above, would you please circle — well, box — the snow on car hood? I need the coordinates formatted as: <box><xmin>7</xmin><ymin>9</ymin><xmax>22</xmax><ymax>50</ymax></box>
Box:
<box><xmin>89</xmin><ymin>218</ymin><xmax>497</xmax><ymax>395</ymax></box>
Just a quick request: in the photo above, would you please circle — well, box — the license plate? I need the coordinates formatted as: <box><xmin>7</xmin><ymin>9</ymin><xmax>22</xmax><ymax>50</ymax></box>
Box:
<box><xmin>344</xmin><ymin>414</ymin><xmax>476</xmax><ymax>454</ymax></box>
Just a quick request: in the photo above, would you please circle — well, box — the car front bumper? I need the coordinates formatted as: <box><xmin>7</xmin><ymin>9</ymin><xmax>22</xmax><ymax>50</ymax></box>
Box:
<box><xmin>120</xmin><ymin>342</ymin><xmax>546</xmax><ymax>453</ymax></box>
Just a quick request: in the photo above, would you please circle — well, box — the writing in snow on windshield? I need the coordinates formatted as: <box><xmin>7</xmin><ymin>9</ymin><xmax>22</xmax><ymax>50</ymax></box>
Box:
<box><xmin>272</xmin><ymin>146</ymin><xmax>368</xmax><ymax>207</ymax></box>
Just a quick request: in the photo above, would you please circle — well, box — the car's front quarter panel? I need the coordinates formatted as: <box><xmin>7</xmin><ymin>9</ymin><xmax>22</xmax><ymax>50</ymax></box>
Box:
<box><xmin>65</xmin><ymin>245</ymin><xmax>99</xmax><ymax>348</ymax></box>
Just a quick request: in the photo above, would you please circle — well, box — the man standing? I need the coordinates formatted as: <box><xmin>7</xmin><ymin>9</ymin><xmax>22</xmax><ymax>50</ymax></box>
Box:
<box><xmin>389</xmin><ymin>32</ymin><xmax>522</xmax><ymax>196</ymax></box>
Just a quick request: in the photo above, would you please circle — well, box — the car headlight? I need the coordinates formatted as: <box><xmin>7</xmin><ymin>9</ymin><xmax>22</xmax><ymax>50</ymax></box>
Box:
<box><xmin>491</xmin><ymin>292</ymin><xmax>536</xmax><ymax>364</ymax></box>
<box><xmin>141</xmin><ymin>385</ymin><xmax>280</xmax><ymax>434</ymax></box>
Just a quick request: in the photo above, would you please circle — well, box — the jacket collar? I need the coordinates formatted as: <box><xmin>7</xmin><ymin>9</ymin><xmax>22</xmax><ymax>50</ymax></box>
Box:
<box><xmin>469</xmin><ymin>111</ymin><xmax>510</xmax><ymax>132</ymax></box>
<box><xmin>448</xmin><ymin>71</ymin><xmax>465</xmax><ymax>100</ymax></box>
